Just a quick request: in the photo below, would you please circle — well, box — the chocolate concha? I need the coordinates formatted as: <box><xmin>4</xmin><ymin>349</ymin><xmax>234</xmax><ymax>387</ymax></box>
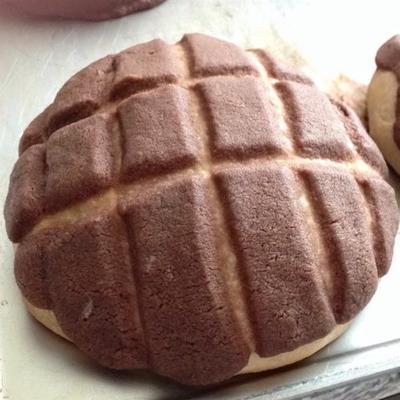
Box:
<box><xmin>5</xmin><ymin>0</ymin><xmax>166</xmax><ymax>21</ymax></box>
<box><xmin>4</xmin><ymin>34</ymin><xmax>399</xmax><ymax>386</ymax></box>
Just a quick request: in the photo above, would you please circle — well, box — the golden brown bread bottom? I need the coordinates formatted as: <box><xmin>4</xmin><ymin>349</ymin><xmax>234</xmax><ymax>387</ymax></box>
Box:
<box><xmin>25</xmin><ymin>298</ymin><xmax>349</xmax><ymax>375</ymax></box>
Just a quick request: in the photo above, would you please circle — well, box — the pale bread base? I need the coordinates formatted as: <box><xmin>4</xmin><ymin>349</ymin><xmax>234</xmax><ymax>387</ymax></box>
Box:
<box><xmin>240</xmin><ymin>323</ymin><xmax>348</xmax><ymax>374</ymax></box>
<box><xmin>25</xmin><ymin>299</ymin><xmax>70</xmax><ymax>340</ymax></box>
<box><xmin>367</xmin><ymin>69</ymin><xmax>400</xmax><ymax>174</ymax></box>
<box><xmin>24</xmin><ymin>298</ymin><xmax>349</xmax><ymax>375</ymax></box>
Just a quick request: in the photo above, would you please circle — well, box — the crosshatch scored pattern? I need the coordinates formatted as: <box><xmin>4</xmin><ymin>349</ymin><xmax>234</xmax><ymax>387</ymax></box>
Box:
<box><xmin>5</xmin><ymin>34</ymin><xmax>398</xmax><ymax>385</ymax></box>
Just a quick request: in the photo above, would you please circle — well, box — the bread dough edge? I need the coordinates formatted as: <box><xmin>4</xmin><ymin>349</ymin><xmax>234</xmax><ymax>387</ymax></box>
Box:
<box><xmin>240</xmin><ymin>322</ymin><xmax>349</xmax><ymax>374</ymax></box>
<box><xmin>24</xmin><ymin>298</ymin><xmax>70</xmax><ymax>341</ymax></box>
<box><xmin>24</xmin><ymin>298</ymin><xmax>349</xmax><ymax>375</ymax></box>
<box><xmin>367</xmin><ymin>69</ymin><xmax>400</xmax><ymax>174</ymax></box>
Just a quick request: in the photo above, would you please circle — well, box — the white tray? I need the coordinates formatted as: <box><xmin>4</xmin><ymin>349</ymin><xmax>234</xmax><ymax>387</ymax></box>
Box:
<box><xmin>1</xmin><ymin>1</ymin><xmax>400</xmax><ymax>399</ymax></box>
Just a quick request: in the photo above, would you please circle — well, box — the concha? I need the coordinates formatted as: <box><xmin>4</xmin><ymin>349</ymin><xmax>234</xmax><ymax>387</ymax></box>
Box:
<box><xmin>4</xmin><ymin>34</ymin><xmax>398</xmax><ymax>386</ymax></box>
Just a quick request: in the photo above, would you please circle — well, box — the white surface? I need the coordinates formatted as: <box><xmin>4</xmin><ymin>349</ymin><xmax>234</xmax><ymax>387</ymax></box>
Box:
<box><xmin>1</xmin><ymin>1</ymin><xmax>400</xmax><ymax>399</ymax></box>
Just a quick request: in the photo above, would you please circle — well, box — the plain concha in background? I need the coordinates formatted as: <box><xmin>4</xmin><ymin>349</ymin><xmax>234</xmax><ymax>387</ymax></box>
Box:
<box><xmin>4</xmin><ymin>33</ymin><xmax>399</xmax><ymax>386</ymax></box>
<box><xmin>368</xmin><ymin>35</ymin><xmax>400</xmax><ymax>175</ymax></box>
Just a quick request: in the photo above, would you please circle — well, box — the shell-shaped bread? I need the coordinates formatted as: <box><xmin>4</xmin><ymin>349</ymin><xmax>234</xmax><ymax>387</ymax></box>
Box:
<box><xmin>5</xmin><ymin>34</ymin><xmax>398</xmax><ymax>386</ymax></box>
<box><xmin>368</xmin><ymin>35</ymin><xmax>400</xmax><ymax>175</ymax></box>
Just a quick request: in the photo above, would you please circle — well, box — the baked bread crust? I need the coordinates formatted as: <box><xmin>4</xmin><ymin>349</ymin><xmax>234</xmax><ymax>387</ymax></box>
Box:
<box><xmin>6</xmin><ymin>0</ymin><xmax>166</xmax><ymax>21</ymax></box>
<box><xmin>368</xmin><ymin>35</ymin><xmax>400</xmax><ymax>174</ymax></box>
<box><xmin>5</xmin><ymin>34</ymin><xmax>398</xmax><ymax>385</ymax></box>
<box><xmin>25</xmin><ymin>298</ymin><xmax>349</xmax><ymax>375</ymax></box>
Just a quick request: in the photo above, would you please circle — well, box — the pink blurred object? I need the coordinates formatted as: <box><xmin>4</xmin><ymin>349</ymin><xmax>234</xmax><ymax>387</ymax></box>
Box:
<box><xmin>3</xmin><ymin>0</ymin><xmax>167</xmax><ymax>20</ymax></box>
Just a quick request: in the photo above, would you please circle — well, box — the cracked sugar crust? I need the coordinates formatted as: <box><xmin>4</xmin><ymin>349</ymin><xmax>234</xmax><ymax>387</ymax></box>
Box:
<box><xmin>5</xmin><ymin>34</ymin><xmax>399</xmax><ymax>386</ymax></box>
